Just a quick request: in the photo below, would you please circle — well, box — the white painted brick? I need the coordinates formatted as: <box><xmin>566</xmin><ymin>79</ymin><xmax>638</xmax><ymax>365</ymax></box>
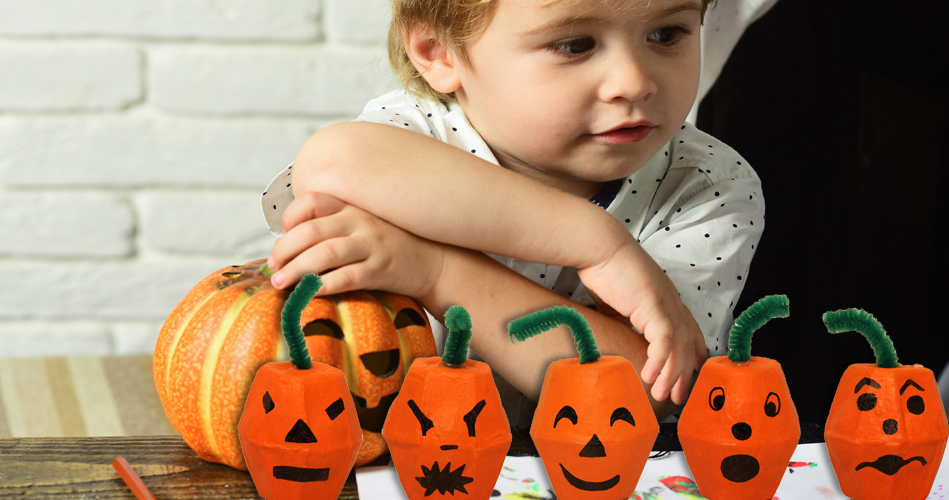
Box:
<box><xmin>149</xmin><ymin>44</ymin><xmax>397</xmax><ymax>116</ymax></box>
<box><xmin>111</xmin><ymin>322</ymin><xmax>162</xmax><ymax>355</ymax></box>
<box><xmin>0</xmin><ymin>258</ymin><xmax>239</xmax><ymax>320</ymax></box>
<box><xmin>0</xmin><ymin>41</ymin><xmax>142</xmax><ymax>111</ymax></box>
<box><xmin>137</xmin><ymin>190</ymin><xmax>275</xmax><ymax>256</ymax></box>
<box><xmin>324</xmin><ymin>0</ymin><xmax>391</xmax><ymax>44</ymax></box>
<box><xmin>0</xmin><ymin>0</ymin><xmax>320</xmax><ymax>41</ymax></box>
<box><xmin>0</xmin><ymin>322</ymin><xmax>112</xmax><ymax>358</ymax></box>
<box><xmin>0</xmin><ymin>115</ymin><xmax>326</xmax><ymax>187</ymax></box>
<box><xmin>0</xmin><ymin>191</ymin><xmax>133</xmax><ymax>257</ymax></box>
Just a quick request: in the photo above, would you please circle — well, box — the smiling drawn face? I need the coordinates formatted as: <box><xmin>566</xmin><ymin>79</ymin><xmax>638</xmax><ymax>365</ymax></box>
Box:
<box><xmin>382</xmin><ymin>358</ymin><xmax>511</xmax><ymax>500</ymax></box>
<box><xmin>530</xmin><ymin>356</ymin><xmax>658</xmax><ymax>500</ymax></box>
<box><xmin>677</xmin><ymin>356</ymin><xmax>800</xmax><ymax>500</ymax></box>
<box><xmin>825</xmin><ymin>363</ymin><xmax>949</xmax><ymax>500</ymax></box>
<box><xmin>238</xmin><ymin>361</ymin><xmax>362</xmax><ymax>500</ymax></box>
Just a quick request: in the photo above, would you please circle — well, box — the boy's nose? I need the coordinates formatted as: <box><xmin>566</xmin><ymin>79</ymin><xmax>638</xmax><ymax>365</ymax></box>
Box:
<box><xmin>597</xmin><ymin>52</ymin><xmax>657</xmax><ymax>104</ymax></box>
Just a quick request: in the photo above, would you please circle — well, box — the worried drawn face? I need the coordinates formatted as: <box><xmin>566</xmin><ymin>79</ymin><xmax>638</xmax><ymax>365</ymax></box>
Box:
<box><xmin>825</xmin><ymin>364</ymin><xmax>949</xmax><ymax>500</ymax></box>
<box><xmin>383</xmin><ymin>358</ymin><xmax>511</xmax><ymax>500</ymax></box>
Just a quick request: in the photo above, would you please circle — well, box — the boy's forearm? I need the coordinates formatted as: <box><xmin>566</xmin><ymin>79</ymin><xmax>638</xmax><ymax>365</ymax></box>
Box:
<box><xmin>291</xmin><ymin>121</ymin><xmax>631</xmax><ymax>269</ymax></box>
<box><xmin>418</xmin><ymin>245</ymin><xmax>685</xmax><ymax>421</ymax></box>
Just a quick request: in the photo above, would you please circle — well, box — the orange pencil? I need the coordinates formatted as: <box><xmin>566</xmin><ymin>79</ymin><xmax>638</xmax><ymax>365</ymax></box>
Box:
<box><xmin>112</xmin><ymin>456</ymin><xmax>157</xmax><ymax>500</ymax></box>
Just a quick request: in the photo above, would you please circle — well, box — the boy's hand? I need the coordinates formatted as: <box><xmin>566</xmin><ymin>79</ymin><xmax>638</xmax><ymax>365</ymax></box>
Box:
<box><xmin>578</xmin><ymin>241</ymin><xmax>708</xmax><ymax>405</ymax></box>
<box><xmin>266</xmin><ymin>192</ymin><xmax>446</xmax><ymax>299</ymax></box>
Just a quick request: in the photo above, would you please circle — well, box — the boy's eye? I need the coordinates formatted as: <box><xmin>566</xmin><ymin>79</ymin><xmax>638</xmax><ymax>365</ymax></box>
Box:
<box><xmin>647</xmin><ymin>26</ymin><xmax>691</xmax><ymax>47</ymax></box>
<box><xmin>547</xmin><ymin>36</ymin><xmax>595</xmax><ymax>56</ymax></box>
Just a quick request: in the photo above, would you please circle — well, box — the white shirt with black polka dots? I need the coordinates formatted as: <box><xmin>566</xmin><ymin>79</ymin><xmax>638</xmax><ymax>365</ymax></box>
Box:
<box><xmin>262</xmin><ymin>89</ymin><xmax>765</xmax><ymax>361</ymax></box>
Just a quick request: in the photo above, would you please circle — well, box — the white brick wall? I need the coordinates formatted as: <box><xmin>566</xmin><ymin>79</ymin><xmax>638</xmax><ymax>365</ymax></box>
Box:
<box><xmin>0</xmin><ymin>0</ymin><xmax>397</xmax><ymax>358</ymax></box>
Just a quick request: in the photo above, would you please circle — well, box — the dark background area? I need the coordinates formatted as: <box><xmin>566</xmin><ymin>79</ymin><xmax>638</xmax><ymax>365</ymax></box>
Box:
<box><xmin>696</xmin><ymin>0</ymin><xmax>949</xmax><ymax>423</ymax></box>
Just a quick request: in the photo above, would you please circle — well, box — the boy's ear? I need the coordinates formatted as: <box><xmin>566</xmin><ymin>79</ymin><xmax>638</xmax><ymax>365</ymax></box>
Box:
<box><xmin>402</xmin><ymin>23</ymin><xmax>462</xmax><ymax>94</ymax></box>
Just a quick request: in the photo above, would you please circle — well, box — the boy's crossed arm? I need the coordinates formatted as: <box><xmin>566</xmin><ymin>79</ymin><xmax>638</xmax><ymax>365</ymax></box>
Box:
<box><xmin>268</xmin><ymin>120</ymin><xmax>707</xmax><ymax>407</ymax></box>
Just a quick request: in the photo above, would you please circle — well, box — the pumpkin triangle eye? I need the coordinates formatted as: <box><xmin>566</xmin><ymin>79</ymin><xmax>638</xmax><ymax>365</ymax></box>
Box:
<box><xmin>554</xmin><ymin>406</ymin><xmax>578</xmax><ymax>428</ymax></box>
<box><xmin>360</xmin><ymin>349</ymin><xmax>401</xmax><ymax>378</ymax></box>
<box><xmin>326</xmin><ymin>398</ymin><xmax>345</xmax><ymax>420</ymax></box>
<box><xmin>610</xmin><ymin>407</ymin><xmax>635</xmax><ymax>426</ymax></box>
<box><xmin>285</xmin><ymin>419</ymin><xmax>318</xmax><ymax>443</ymax></box>
<box><xmin>394</xmin><ymin>308</ymin><xmax>427</xmax><ymax>329</ymax></box>
<box><xmin>463</xmin><ymin>400</ymin><xmax>487</xmax><ymax>437</ymax></box>
<box><xmin>263</xmin><ymin>391</ymin><xmax>275</xmax><ymax>414</ymax></box>
<box><xmin>408</xmin><ymin>399</ymin><xmax>434</xmax><ymax>436</ymax></box>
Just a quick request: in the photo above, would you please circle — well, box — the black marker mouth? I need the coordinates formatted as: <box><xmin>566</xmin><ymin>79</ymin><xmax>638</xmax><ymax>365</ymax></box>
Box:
<box><xmin>856</xmin><ymin>455</ymin><xmax>927</xmax><ymax>475</ymax></box>
<box><xmin>559</xmin><ymin>463</ymin><xmax>620</xmax><ymax>491</ymax></box>
<box><xmin>273</xmin><ymin>465</ymin><xmax>330</xmax><ymax>482</ymax></box>
<box><xmin>416</xmin><ymin>461</ymin><xmax>474</xmax><ymax>496</ymax></box>
<box><xmin>721</xmin><ymin>454</ymin><xmax>760</xmax><ymax>483</ymax></box>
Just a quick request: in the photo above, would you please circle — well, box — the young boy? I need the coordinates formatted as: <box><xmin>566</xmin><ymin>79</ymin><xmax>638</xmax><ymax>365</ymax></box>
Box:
<box><xmin>261</xmin><ymin>0</ymin><xmax>763</xmax><ymax>422</ymax></box>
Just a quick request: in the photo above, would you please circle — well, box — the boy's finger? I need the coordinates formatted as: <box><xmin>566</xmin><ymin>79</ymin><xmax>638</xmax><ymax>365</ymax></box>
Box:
<box><xmin>282</xmin><ymin>192</ymin><xmax>347</xmax><ymax>234</ymax></box>
<box><xmin>642</xmin><ymin>326</ymin><xmax>674</xmax><ymax>384</ymax></box>
<box><xmin>271</xmin><ymin>235</ymin><xmax>369</xmax><ymax>290</ymax></box>
<box><xmin>269</xmin><ymin>214</ymin><xmax>350</xmax><ymax>270</ymax></box>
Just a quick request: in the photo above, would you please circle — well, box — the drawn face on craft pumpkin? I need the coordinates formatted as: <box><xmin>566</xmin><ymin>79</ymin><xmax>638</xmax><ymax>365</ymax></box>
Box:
<box><xmin>530</xmin><ymin>357</ymin><xmax>659</xmax><ymax>499</ymax></box>
<box><xmin>677</xmin><ymin>356</ymin><xmax>800</xmax><ymax>500</ymax></box>
<box><xmin>300</xmin><ymin>291</ymin><xmax>436</xmax><ymax>465</ymax></box>
<box><xmin>238</xmin><ymin>362</ymin><xmax>362</xmax><ymax>500</ymax></box>
<box><xmin>382</xmin><ymin>358</ymin><xmax>511</xmax><ymax>500</ymax></box>
<box><xmin>825</xmin><ymin>364</ymin><xmax>949</xmax><ymax>499</ymax></box>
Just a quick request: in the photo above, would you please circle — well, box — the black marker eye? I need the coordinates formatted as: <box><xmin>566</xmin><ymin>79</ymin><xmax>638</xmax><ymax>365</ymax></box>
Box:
<box><xmin>554</xmin><ymin>406</ymin><xmax>578</xmax><ymax>428</ymax></box>
<box><xmin>709</xmin><ymin>387</ymin><xmax>725</xmax><ymax>411</ymax></box>
<box><xmin>325</xmin><ymin>398</ymin><xmax>344</xmax><ymax>420</ymax></box>
<box><xmin>610</xmin><ymin>407</ymin><xmax>635</xmax><ymax>426</ymax></box>
<box><xmin>857</xmin><ymin>393</ymin><xmax>877</xmax><ymax>411</ymax></box>
<box><xmin>463</xmin><ymin>400</ymin><xmax>487</xmax><ymax>437</ymax></box>
<box><xmin>907</xmin><ymin>395</ymin><xmax>925</xmax><ymax>415</ymax></box>
<box><xmin>408</xmin><ymin>399</ymin><xmax>434</xmax><ymax>436</ymax></box>
<box><xmin>764</xmin><ymin>392</ymin><xmax>781</xmax><ymax>417</ymax></box>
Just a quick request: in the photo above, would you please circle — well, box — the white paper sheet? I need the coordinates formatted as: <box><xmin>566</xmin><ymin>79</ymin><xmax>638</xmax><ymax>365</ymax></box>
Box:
<box><xmin>355</xmin><ymin>443</ymin><xmax>949</xmax><ymax>499</ymax></box>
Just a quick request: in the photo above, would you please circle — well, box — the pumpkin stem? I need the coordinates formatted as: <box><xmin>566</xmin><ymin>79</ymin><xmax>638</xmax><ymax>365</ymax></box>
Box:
<box><xmin>508</xmin><ymin>306</ymin><xmax>600</xmax><ymax>364</ymax></box>
<box><xmin>258</xmin><ymin>261</ymin><xmax>275</xmax><ymax>279</ymax></box>
<box><xmin>281</xmin><ymin>273</ymin><xmax>321</xmax><ymax>370</ymax></box>
<box><xmin>727</xmin><ymin>294</ymin><xmax>789</xmax><ymax>362</ymax></box>
<box><xmin>442</xmin><ymin>306</ymin><xmax>473</xmax><ymax>367</ymax></box>
<box><xmin>823</xmin><ymin>308</ymin><xmax>898</xmax><ymax>368</ymax></box>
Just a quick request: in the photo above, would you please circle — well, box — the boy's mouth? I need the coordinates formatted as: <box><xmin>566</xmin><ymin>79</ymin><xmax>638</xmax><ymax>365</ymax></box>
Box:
<box><xmin>594</xmin><ymin>123</ymin><xmax>655</xmax><ymax>144</ymax></box>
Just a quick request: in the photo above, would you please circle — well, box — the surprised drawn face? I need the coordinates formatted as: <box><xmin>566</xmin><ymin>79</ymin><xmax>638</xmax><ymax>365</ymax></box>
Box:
<box><xmin>825</xmin><ymin>364</ymin><xmax>949</xmax><ymax>500</ymax></box>
<box><xmin>383</xmin><ymin>358</ymin><xmax>511</xmax><ymax>500</ymax></box>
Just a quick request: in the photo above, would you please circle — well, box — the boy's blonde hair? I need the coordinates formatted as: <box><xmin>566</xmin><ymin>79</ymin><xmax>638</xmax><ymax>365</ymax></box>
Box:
<box><xmin>387</xmin><ymin>0</ymin><xmax>718</xmax><ymax>103</ymax></box>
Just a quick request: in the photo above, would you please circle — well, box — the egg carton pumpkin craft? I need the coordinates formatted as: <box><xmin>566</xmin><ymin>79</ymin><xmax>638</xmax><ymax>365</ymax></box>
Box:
<box><xmin>153</xmin><ymin>258</ymin><xmax>437</xmax><ymax>470</ymax></box>
<box><xmin>383</xmin><ymin>306</ymin><xmax>512</xmax><ymax>500</ymax></box>
<box><xmin>238</xmin><ymin>274</ymin><xmax>362</xmax><ymax>500</ymax></box>
<box><xmin>677</xmin><ymin>294</ymin><xmax>799</xmax><ymax>500</ymax></box>
<box><xmin>823</xmin><ymin>308</ymin><xmax>949</xmax><ymax>500</ymax></box>
<box><xmin>508</xmin><ymin>305</ymin><xmax>660</xmax><ymax>500</ymax></box>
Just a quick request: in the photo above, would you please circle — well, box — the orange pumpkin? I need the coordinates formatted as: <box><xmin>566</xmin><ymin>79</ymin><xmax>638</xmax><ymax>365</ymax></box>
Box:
<box><xmin>383</xmin><ymin>306</ymin><xmax>511</xmax><ymax>499</ymax></box>
<box><xmin>509</xmin><ymin>306</ymin><xmax>659</xmax><ymax>500</ymax></box>
<box><xmin>154</xmin><ymin>258</ymin><xmax>436</xmax><ymax>470</ymax></box>
<box><xmin>678</xmin><ymin>294</ymin><xmax>799</xmax><ymax>500</ymax></box>
<box><xmin>823</xmin><ymin>308</ymin><xmax>949</xmax><ymax>500</ymax></box>
<box><xmin>239</xmin><ymin>274</ymin><xmax>362</xmax><ymax>500</ymax></box>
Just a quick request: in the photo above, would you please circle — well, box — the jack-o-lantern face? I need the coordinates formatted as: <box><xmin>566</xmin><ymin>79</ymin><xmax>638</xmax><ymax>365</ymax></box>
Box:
<box><xmin>300</xmin><ymin>291</ymin><xmax>436</xmax><ymax>466</ymax></box>
<box><xmin>678</xmin><ymin>356</ymin><xmax>800</xmax><ymax>499</ymax></box>
<box><xmin>823</xmin><ymin>308</ymin><xmax>949</xmax><ymax>500</ymax></box>
<box><xmin>383</xmin><ymin>358</ymin><xmax>511</xmax><ymax>500</ymax></box>
<box><xmin>238</xmin><ymin>362</ymin><xmax>362</xmax><ymax>500</ymax></box>
<box><xmin>530</xmin><ymin>357</ymin><xmax>659</xmax><ymax>499</ymax></box>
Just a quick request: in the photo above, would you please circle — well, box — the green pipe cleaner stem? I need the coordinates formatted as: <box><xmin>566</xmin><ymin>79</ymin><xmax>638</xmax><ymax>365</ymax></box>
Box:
<box><xmin>508</xmin><ymin>306</ymin><xmax>600</xmax><ymax>364</ymax></box>
<box><xmin>442</xmin><ymin>305</ymin><xmax>473</xmax><ymax>367</ymax></box>
<box><xmin>727</xmin><ymin>294</ymin><xmax>789</xmax><ymax>362</ymax></box>
<box><xmin>823</xmin><ymin>308</ymin><xmax>898</xmax><ymax>368</ymax></box>
<box><xmin>281</xmin><ymin>273</ymin><xmax>322</xmax><ymax>370</ymax></box>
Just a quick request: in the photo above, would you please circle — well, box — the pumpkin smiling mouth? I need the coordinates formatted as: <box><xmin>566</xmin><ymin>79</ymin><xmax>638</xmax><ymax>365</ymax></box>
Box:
<box><xmin>856</xmin><ymin>455</ymin><xmax>927</xmax><ymax>475</ymax></box>
<box><xmin>352</xmin><ymin>391</ymin><xmax>398</xmax><ymax>432</ymax></box>
<box><xmin>559</xmin><ymin>464</ymin><xmax>620</xmax><ymax>491</ymax></box>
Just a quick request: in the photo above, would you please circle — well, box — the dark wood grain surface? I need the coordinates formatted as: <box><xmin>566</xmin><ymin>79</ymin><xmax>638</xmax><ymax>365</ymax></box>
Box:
<box><xmin>0</xmin><ymin>424</ymin><xmax>824</xmax><ymax>499</ymax></box>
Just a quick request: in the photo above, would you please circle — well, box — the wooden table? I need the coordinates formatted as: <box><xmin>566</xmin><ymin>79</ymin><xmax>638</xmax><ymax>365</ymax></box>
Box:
<box><xmin>0</xmin><ymin>424</ymin><xmax>824</xmax><ymax>499</ymax></box>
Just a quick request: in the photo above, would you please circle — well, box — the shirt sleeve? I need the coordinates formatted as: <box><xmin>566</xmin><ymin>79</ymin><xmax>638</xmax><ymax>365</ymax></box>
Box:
<box><xmin>639</xmin><ymin>174</ymin><xmax>765</xmax><ymax>357</ymax></box>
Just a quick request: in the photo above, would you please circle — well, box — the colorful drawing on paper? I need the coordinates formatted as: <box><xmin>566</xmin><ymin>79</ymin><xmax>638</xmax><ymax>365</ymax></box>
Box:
<box><xmin>496</xmin><ymin>464</ymin><xmax>556</xmax><ymax>499</ymax></box>
<box><xmin>658</xmin><ymin>476</ymin><xmax>706</xmax><ymax>499</ymax></box>
<box><xmin>631</xmin><ymin>486</ymin><xmax>666</xmax><ymax>499</ymax></box>
<box><xmin>927</xmin><ymin>483</ymin><xmax>946</xmax><ymax>499</ymax></box>
<box><xmin>787</xmin><ymin>461</ymin><xmax>818</xmax><ymax>473</ymax></box>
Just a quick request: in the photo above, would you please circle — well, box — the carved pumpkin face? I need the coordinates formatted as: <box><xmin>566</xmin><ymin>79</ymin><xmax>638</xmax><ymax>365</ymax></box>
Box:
<box><xmin>530</xmin><ymin>356</ymin><xmax>659</xmax><ymax>499</ymax></box>
<box><xmin>383</xmin><ymin>358</ymin><xmax>511</xmax><ymax>500</ymax></box>
<box><xmin>300</xmin><ymin>291</ymin><xmax>436</xmax><ymax>466</ymax></box>
<box><xmin>678</xmin><ymin>356</ymin><xmax>800</xmax><ymax>500</ymax></box>
<box><xmin>238</xmin><ymin>361</ymin><xmax>362</xmax><ymax>500</ymax></box>
<box><xmin>825</xmin><ymin>364</ymin><xmax>949</xmax><ymax>500</ymax></box>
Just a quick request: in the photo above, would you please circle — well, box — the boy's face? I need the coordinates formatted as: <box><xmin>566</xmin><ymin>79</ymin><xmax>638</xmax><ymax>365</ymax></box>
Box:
<box><xmin>452</xmin><ymin>0</ymin><xmax>702</xmax><ymax>198</ymax></box>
